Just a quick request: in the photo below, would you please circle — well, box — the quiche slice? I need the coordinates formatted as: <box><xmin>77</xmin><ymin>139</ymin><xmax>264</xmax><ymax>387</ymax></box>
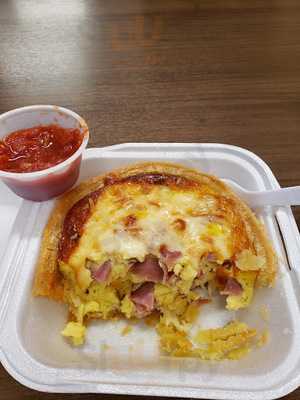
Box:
<box><xmin>33</xmin><ymin>162</ymin><xmax>277</xmax><ymax>358</ymax></box>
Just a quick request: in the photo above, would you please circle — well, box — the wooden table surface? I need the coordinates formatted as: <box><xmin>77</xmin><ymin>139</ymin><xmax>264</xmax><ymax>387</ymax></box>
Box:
<box><xmin>1</xmin><ymin>0</ymin><xmax>300</xmax><ymax>399</ymax></box>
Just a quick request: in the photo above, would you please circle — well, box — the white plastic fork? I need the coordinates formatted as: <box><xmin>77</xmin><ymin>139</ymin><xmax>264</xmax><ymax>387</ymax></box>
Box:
<box><xmin>222</xmin><ymin>179</ymin><xmax>300</xmax><ymax>208</ymax></box>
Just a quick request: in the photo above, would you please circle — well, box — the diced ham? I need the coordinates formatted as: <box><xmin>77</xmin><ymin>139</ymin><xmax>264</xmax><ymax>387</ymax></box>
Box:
<box><xmin>131</xmin><ymin>282</ymin><xmax>155</xmax><ymax>318</ymax></box>
<box><xmin>197</xmin><ymin>269</ymin><xmax>204</xmax><ymax>278</ymax></box>
<box><xmin>222</xmin><ymin>259</ymin><xmax>233</xmax><ymax>268</ymax></box>
<box><xmin>159</xmin><ymin>244</ymin><xmax>182</xmax><ymax>269</ymax></box>
<box><xmin>165</xmin><ymin>270</ymin><xmax>178</xmax><ymax>285</ymax></box>
<box><xmin>215</xmin><ymin>266</ymin><xmax>231</xmax><ymax>287</ymax></box>
<box><xmin>130</xmin><ymin>255</ymin><xmax>164</xmax><ymax>282</ymax></box>
<box><xmin>158</xmin><ymin>261</ymin><xmax>169</xmax><ymax>283</ymax></box>
<box><xmin>91</xmin><ymin>260</ymin><xmax>112</xmax><ymax>282</ymax></box>
<box><xmin>206</xmin><ymin>252</ymin><xmax>217</xmax><ymax>262</ymax></box>
<box><xmin>220</xmin><ymin>277</ymin><xmax>243</xmax><ymax>296</ymax></box>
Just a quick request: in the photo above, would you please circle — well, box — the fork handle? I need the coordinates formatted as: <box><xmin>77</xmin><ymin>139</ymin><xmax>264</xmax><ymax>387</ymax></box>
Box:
<box><xmin>253</xmin><ymin>186</ymin><xmax>300</xmax><ymax>206</ymax></box>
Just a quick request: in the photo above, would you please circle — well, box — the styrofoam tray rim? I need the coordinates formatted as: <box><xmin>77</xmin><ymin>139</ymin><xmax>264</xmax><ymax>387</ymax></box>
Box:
<box><xmin>1</xmin><ymin>348</ymin><xmax>300</xmax><ymax>400</ymax></box>
<box><xmin>1</xmin><ymin>143</ymin><xmax>300</xmax><ymax>399</ymax></box>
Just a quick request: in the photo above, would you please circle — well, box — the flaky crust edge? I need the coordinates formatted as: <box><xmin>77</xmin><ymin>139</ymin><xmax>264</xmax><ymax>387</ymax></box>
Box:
<box><xmin>33</xmin><ymin>161</ymin><xmax>277</xmax><ymax>301</ymax></box>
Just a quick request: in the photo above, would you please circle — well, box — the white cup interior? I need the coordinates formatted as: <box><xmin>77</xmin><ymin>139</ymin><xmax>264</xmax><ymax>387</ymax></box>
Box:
<box><xmin>0</xmin><ymin>105</ymin><xmax>83</xmax><ymax>138</ymax></box>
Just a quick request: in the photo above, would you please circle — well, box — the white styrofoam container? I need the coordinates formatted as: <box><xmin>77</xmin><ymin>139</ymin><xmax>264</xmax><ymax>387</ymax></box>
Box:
<box><xmin>0</xmin><ymin>143</ymin><xmax>300</xmax><ymax>399</ymax></box>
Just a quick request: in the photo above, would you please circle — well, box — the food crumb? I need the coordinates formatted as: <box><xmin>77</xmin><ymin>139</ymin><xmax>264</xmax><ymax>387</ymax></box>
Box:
<box><xmin>101</xmin><ymin>343</ymin><xmax>110</xmax><ymax>351</ymax></box>
<box><xmin>259</xmin><ymin>305</ymin><xmax>270</xmax><ymax>322</ymax></box>
<box><xmin>121</xmin><ymin>325</ymin><xmax>133</xmax><ymax>336</ymax></box>
<box><xmin>257</xmin><ymin>330</ymin><xmax>270</xmax><ymax>347</ymax></box>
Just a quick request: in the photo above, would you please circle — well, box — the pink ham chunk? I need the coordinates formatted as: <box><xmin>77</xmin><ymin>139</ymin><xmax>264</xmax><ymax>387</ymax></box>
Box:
<box><xmin>91</xmin><ymin>260</ymin><xmax>112</xmax><ymax>282</ymax></box>
<box><xmin>130</xmin><ymin>255</ymin><xmax>164</xmax><ymax>283</ymax></box>
<box><xmin>205</xmin><ymin>252</ymin><xmax>217</xmax><ymax>262</ymax></box>
<box><xmin>159</xmin><ymin>245</ymin><xmax>182</xmax><ymax>269</ymax></box>
<box><xmin>220</xmin><ymin>277</ymin><xmax>243</xmax><ymax>296</ymax></box>
<box><xmin>197</xmin><ymin>269</ymin><xmax>204</xmax><ymax>278</ymax></box>
<box><xmin>131</xmin><ymin>282</ymin><xmax>155</xmax><ymax>317</ymax></box>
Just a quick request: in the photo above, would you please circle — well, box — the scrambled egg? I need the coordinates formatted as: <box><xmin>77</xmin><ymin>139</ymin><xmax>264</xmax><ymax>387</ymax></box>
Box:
<box><xmin>157</xmin><ymin>320</ymin><xmax>257</xmax><ymax>360</ymax></box>
<box><xmin>121</xmin><ymin>325</ymin><xmax>133</xmax><ymax>336</ymax></box>
<box><xmin>226</xmin><ymin>271</ymin><xmax>257</xmax><ymax>310</ymax></box>
<box><xmin>62</xmin><ymin>322</ymin><xmax>86</xmax><ymax>346</ymax></box>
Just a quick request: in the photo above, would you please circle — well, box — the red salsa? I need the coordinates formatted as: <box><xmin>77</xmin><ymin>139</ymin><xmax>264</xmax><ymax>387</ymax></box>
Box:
<box><xmin>0</xmin><ymin>124</ymin><xmax>83</xmax><ymax>173</ymax></box>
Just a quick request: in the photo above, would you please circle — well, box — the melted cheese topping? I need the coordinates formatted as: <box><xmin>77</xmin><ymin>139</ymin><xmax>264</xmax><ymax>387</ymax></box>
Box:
<box><xmin>68</xmin><ymin>183</ymin><xmax>233</xmax><ymax>278</ymax></box>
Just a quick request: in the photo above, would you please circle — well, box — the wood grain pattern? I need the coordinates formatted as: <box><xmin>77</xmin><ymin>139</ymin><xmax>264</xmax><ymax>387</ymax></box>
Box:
<box><xmin>0</xmin><ymin>0</ymin><xmax>300</xmax><ymax>399</ymax></box>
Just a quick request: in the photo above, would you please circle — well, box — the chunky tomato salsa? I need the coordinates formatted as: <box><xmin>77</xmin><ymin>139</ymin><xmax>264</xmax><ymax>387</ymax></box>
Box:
<box><xmin>0</xmin><ymin>125</ymin><xmax>83</xmax><ymax>173</ymax></box>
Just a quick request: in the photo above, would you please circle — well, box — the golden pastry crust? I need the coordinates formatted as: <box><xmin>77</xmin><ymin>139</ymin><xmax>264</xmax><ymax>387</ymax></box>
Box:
<box><xmin>33</xmin><ymin>162</ymin><xmax>277</xmax><ymax>301</ymax></box>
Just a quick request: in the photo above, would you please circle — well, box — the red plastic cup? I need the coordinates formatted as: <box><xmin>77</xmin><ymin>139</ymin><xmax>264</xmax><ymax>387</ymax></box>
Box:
<box><xmin>0</xmin><ymin>105</ymin><xmax>89</xmax><ymax>201</ymax></box>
